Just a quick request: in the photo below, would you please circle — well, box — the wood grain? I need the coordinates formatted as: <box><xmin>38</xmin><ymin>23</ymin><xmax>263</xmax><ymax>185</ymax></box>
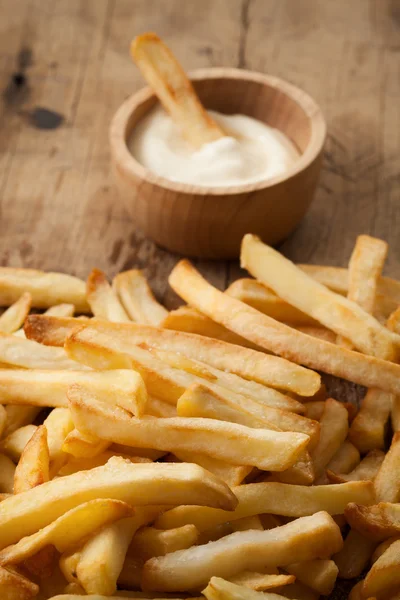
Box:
<box><xmin>0</xmin><ymin>4</ymin><xmax>399</xmax><ymax>595</ymax></box>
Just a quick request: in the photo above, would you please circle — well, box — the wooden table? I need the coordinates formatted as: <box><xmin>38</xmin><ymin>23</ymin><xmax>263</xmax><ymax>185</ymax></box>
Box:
<box><xmin>1</xmin><ymin>2</ymin><xmax>399</xmax><ymax>597</ymax></box>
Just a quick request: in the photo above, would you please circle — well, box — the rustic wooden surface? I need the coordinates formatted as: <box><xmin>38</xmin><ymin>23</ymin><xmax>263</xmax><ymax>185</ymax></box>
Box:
<box><xmin>0</xmin><ymin>3</ymin><xmax>399</xmax><ymax>596</ymax></box>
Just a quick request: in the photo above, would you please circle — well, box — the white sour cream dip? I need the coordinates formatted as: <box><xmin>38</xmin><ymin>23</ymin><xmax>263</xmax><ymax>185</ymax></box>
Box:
<box><xmin>129</xmin><ymin>106</ymin><xmax>300</xmax><ymax>187</ymax></box>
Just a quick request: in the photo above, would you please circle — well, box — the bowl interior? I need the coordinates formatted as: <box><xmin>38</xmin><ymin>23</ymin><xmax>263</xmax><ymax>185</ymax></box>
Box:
<box><xmin>124</xmin><ymin>73</ymin><xmax>313</xmax><ymax>159</ymax></box>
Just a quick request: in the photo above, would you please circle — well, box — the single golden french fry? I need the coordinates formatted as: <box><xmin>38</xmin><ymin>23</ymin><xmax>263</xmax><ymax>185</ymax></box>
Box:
<box><xmin>204</xmin><ymin>576</ymin><xmax>294</xmax><ymax>600</ymax></box>
<box><xmin>163</xmin><ymin>305</ymin><xmax>261</xmax><ymax>350</ymax></box>
<box><xmin>333</xmin><ymin>529</ymin><xmax>376</xmax><ymax>579</ymax></box>
<box><xmin>31</xmin><ymin>315</ymin><xmax>321</xmax><ymax>397</ymax></box>
<box><xmin>231</xmin><ymin>516</ymin><xmax>264</xmax><ymax>532</ymax></box>
<box><xmin>131</xmin><ymin>33</ymin><xmax>225</xmax><ymax>148</ymax></box>
<box><xmin>374</xmin><ymin>433</ymin><xmax>400</xmax><ymax>502</ymax></box>
<box><xmin>285</xmin><ymin>559</ymin><xmax>338</xmax><ymax>595</ymax></box>
<box><xmin>372</xmin><ymin>536</ymin><xmax>400</xmax><ymax>564</ymax></box>
<box><xmin>392</xmin><ymin>395</ymin><xmax>400</xmax><ymax>433</ymax></box>
<box><xmin>311</xmin><ymin>399</ymin><xmax>349</xmax><ymax>480</ymax></box>
<box><xmin>345</xmin><ymin>502</ymin><xmax>400</xmax><ymax>541</ymax></box>
<box><xmin>0</xmin><ymin>564</ymin><xmax>38</xmax><ymax>599</ymax></box>
<box><xmin>226</xmin><ymin>279</ymin><xmax>318</xmax><ymax>325</ymax></box>
<box><xmin>0</xmin><ymin>454</ymin><xmax>16</xmax><ymax>493</ymax></box>
<box><xmin>168</xmin><ymin>260</ymin><xmax>400</xmax><ymax>395</ymax></box>
<box><xmin>2</xmin><ymin>406</ymin><xmax>41</xmax><ymax>438</ymax></box>
<box><xmin>69</xmin><ymin>389</ymin><xmax>309</xmax><ymax>471</ymax></box>
<box><xmin>0</xmin><ymin>369</ymin><xmax>147</xmax><ymax>415</ymax></box>
<box><xmin>0</xmin><ymin>267</ymin><xmax>89</xmax><ymax>311</ymax></box>
<box><xmin>228</xmin><ymin>572</ymin><xmax>294</xmax><ymax>591</ymax></box>
<box><xmin>241</xmin><ymin>235</ymin><xmax>399</xmax><ymax>360</ymax></box>
<box><xmin>362</xmin><ymin>538</ymin><xmax>400</xmax><ymax>598</ymax></box>
<box><xmin>0</xmin><ymin>457</ymin><xmax>236</xmax><ymax>549</ymax></box>
<box><xmin>295</xmin><ymin>325</ymin><xmax>337</xmax><ymax>344</ymax></box>
<box><xmin>45</xmin><ymin>303</ymin><xmax>75</xmax><ymax>317</ymax></box>
<box><xmin>325</xmin><ymin>440</ymin><xmax>360</xmax><ymax>477</ymax></box>
<box><xmin>387</xmin><ymin>305</ymin><xmax>400</xmax><ymax>334</ymax></box>
<box><xmin>142</xmin><ymin>512</ymin><xmax>343</xmax><ymax>591</ymax></box>
<box><xmin>76</xmin><ymin>513</ymin><xmax>148</xmax><ymax>596</ymax></box>
<box><xmin>0</xmin><ymin>498</ymin><xmax>134</xmax><ymax>566</ymax></box>
<box><xmin>304</xmin><ymin>401</ymin><xmax>326</xmax><ymax>421</ymax></box>
<box><xmin>349</xmin><ymin>388</ymin><xmax>393</xmax><ymax>453</ymax></box>
<box><xmin>110</xmin><ymin>443</ymin><xmax>165</xmax><ymax>461</ymax></box>
<box><xmin>349</xmin><ymin>580</ymin><xmax>365</xmax><ymax>600</ymax></box>
<box><xmin>113</xmin><ymin>269</ymin><xmax>168</xmax><ymax>325</ymax></box>
<box><xmin>87</xmin><ymin>268</ymin><xmax>130</xmax><ymax>322</ymax></box>
<box><xmin>129</xmin><ymin>524</ymin><xmax>198</xmax><ymax>561</ymax></box>
<box><xmin>176</xmin><ymin>383</ymin><xmax>318</xmax><ymax>447</ymax></box>
<box><xmin>0</xmin><ymin>405</ymin><xmax>6</xmax><ymax>439</ymax></box>
<box><xmin>273</xmin><ymin>581</ymin><xmax>320</xmax><ymax>600</ymax></box>
<box><xmin>146</xmin><ymin>396</ymin><xmax>177</xmax><ymax>417</ymax></box>
<box><xmin>0</xmin><ymin>333</ymin><xmax>81</xmax><ymax>370</ymax></box>
<box><xmin>155</xmin><ymin>481</ymin><xmax>375</xmax><ymax>531</ymax></box>
<box><xmin>0</xmin><ymin>425</ymin><xmax>37</xmax><ymax>462</ymax></box>
<box><xmin>0</xmin><ymin>293</ymin><xmax>31</xmax><ymax>334</ymax></box>
<box><xmin>327</xmin><ymin>449</ymin><xmax>385</xmax><ymax>484</ymax></box>
<box><xmin>173</xmin><ymin>450</ymin><xmax>252</xmax><ymax>487</ymax></box>
<box><xmin>43</xmin><ymin>408</ymin><xmax>74</xmax><ymax>475</ymax></box>
<box><xmin>62</xmin><ymin>427</ymin><xmax>110</xmax><ymax>458</ymax></box>
<box><xmin>14</xmin><ymin>425</ymin><xmax>49</xmax><ymax>494</ymax></box>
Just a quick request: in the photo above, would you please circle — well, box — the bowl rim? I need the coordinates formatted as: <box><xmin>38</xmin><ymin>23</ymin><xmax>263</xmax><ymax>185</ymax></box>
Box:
<box><xmin>109</xmin><ymin>67</ymin><xmax>327</xmax><ymax>196</ymax></box>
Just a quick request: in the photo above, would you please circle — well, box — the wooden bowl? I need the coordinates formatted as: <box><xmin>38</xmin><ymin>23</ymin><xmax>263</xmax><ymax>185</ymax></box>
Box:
<box><xmin>110</xmin><ymin>68</ymin><xmax>326</xmax><ymax>259</ymax></box>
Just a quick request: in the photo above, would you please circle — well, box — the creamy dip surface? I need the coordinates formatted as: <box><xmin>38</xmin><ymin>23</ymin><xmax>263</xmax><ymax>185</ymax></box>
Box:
<box><xmin>129</xmin><ymin>106</ymin><xmax>300</xmax><ymax>187</ymax></box>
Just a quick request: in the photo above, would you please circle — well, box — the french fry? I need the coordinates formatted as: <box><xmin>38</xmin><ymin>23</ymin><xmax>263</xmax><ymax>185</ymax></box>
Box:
<box><xmin>362</xmin><ymin>538</ymin><xmax>400</xmax><ymax>598</ymax></box>
<box><xmin>0</xmin><ymin>454</ymin><xmax>16</xmax><ymax>493</ymax></box>
<box><xmin>327</xmin><ymin>449</ymin><xmax>385</xmax><ymax>484</ymax></box>
<box><xmin>349</xmin><ymin>389</ymin><xmax>393</xmax><ymax>453</ymax></box>
<box><xmin>151</xmin><ymin>349</ymin><xmax>305</xmax><ymax>414</ymax></box>
<box><xmin>231</xmin><ymin>516</ymin><xmax>264</xmax><ymax>532</ymax></box>
<box><xmin>69</xmin><ymin>389</ymin><xmax>309</xmax><ymax>471</ymax></box>
<box><xmin>372</xmin><ymin>536</ymin><xmax>400</xmax><ymax>564</ymax></box>
<box><xmin>76</xmin><ymin>516</ymin><xmax>144</xmax><ymax>595</ymax></box>
<box><xmin>168</xmin><ymin>260</ymin><xmax>400</xmax><ymax>395</ymax></box>
<box><xmin>141</xmin><ymin>512</ymin><xmax>342</xmax><ymax>591</ymax></box>
<box><xmin>349</xmin><ymin>580</ymin><xmax>365</xmax><ymax>600</ymax></box>
<box><xmin>43</xmin><ymin>408</ymin><xmax>74</xmax><ymax>475</ymax></box>
<box><xmin>325</xmin><ymin>440</ymin><xmax>360</xmax><ymax>478</ymax></box>
<box><xmin>87</xmin><ymin>268</ymin><xmax>130</xmax><ymax>322</ymax></box>
<box><xmin>0</xmin><ymin>293</ymin><xmax>31</xmax><ymax>334</ymax></box>
<box><xmin>304</xmin><ymin>401</ymin><xmax>326</xmax><ymax>421</ymax></box>
<box><xmin>392</xmin><ymin>395</ymin><xmax>400</xmax><ymax>432</ymax></box>
<box><xmin>62</xmin><ymin>427</ymin><xmax>110</xmax><ymax>458</ymax></box>
<box><xmin>130</xmin><ymin>525</ymin><xmax>198</xmax><ymax>561</ymax></box>
<box><xmin>374</xmin><ymin>433</ymin><xmax>400</xmax><ymax>502</ymax></box>
<box><xmin>0</xmin><ymin>333</ymin><xmax>81</xmax><ymax>370</ymax></box>
<box><xmin>0</xmin><ymin>405</ymin><xmax>6</xmax><ymax>439</ymax></box>
<box><xmin>2</xmin><ymin>406</ymin><xmax>41</xmax><ymax>438</ymax></box>
<box><xmin>285</xmin><ymin>559</ymin><xmax>338</xmax><ymax>595</ymax></box>
<box><xmin>28</xmin><ymin>315</ymin><xmax>321</xmax><ymax>397</ymax></box>
<box><xmin>176</xmin><ymin>383</ymin><xmax>318</xmax><ymax>446</ymax></box>
<box><xmin>229</xmin><ymin>572</ymin><xmax>294</xmax><ymax>591</ymax></box>
<box><xmin>0</xmin><ymin>267</ymin><xmax>89</xmax><ymax>311</ymax></box>
<box><xmin>226</xmin><ymin>279</ymin><xmax>318</xmax><ymax>325</ymax></box>
<box><xmin>45</xmin><ymin>303</ymin><xmax>75</xmax><ymax>317</ymax></box>
<box><xmin>0</xmin><ymin>457</ymin><xmax>236</xmax><ymax>549</ymax></box>
<box><xmin>0</xmin><ymin>565</ymin><xmax>38</xmax><ymax>599</ymax></box>
<box><xmin>173</xmin><ymin>450</ymin><xmax>252</xmax><ymax>487</ymax></box>
<box><xmin>0</xmin><ymin>498</ymin><xmax>134</xmax><ymax>566</ymax></box>
<box><xmin>345</xmin><ymin>502</ymin><xmax>400</xmax><ymax>541</ymax></box>
<box><xmin>155</xmin><ymin>481</ymin><xmax>375</xmax><ymax>531</ymax></box>
<box><xmin>131</xmin><ymin>33</ymin><xmax>225</xmax><ymax>148</ymax></box>
<box><xmin>0</xmin><ymin>369</ymin><xmax>147</xmax><ymax>414</ymax></box>
<box><xmin>295</xmin><ymin>325</ymin><xmax>337</xmax><ymax>343</ymax></box>
<box><xmin>162</xmin><ymin>306</ymin><xmax>260</xmax><ymax>350</ymax></box>
<box><xmin>311</xmin><ymin>399</ymin><xmax>349</xmax><ymax>480</ymax></box>
<box><xmin>333</xmin><ymin>529</ymin><xmax>376</xmax><ymax>579</ymax></box>
<box><xmin>0</xmin><ymin>425</ymin><xmax>37</xmax><ymax>462</ymax></box>
<box><xmin>241</xmin><ymin>235</ymin><xmax>398</xmax><ymax>360</ymax></box>
<box><xmin>273</xmin><ymin>581</ymin><xmax>320</xmax><ymax>600</ymax></box>
<box><xmin>113</xmin><ymin>269</ymin><xmax>168</xmax><ymax>325</ymax></box>
<box><xmin>204</xmin><ymin>577</ymin><xmax>293</xmax><ymax>600</ymax></box>
<box><xmin>58</xmin><ymin>451</ymin><xmax>151</xmax><ymax>476</ymax></box>
<box><xmin>13</xmin><ymin>425</ymin><xmax>49</xmax><ymax>494</ymax></box>
<box><xmin>110</xmin><ymin>443</ymin><xmax>165</xmax><ymax>461</ymax></box>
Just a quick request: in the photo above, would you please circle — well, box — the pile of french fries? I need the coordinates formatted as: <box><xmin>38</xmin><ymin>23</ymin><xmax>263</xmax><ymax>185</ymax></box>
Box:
<box><xmin>0</xmin><ymin>236</ymin><xmax>400</xmax><ymax>600</ymax></box>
